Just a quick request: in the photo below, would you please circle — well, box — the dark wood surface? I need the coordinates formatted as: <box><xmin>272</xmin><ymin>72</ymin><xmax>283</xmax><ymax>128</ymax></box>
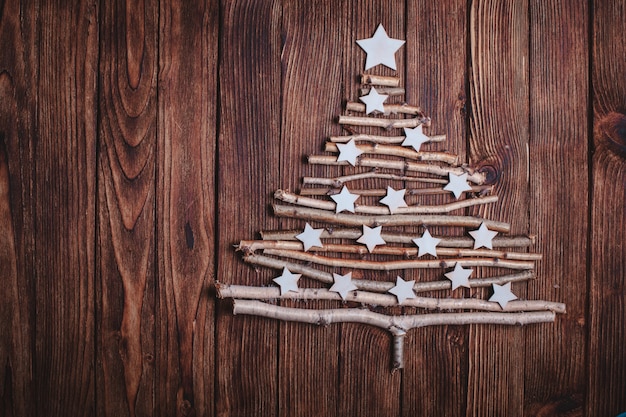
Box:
<box><xmin>0</xmin><ymin>0</ymin><xmax>624</xmax><ymax>416</ymax></box>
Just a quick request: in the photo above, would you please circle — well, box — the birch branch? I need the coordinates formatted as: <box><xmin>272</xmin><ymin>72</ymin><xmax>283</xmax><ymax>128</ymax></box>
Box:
<box><xmin>299</xmin><ymin>185</ymin><xmax>492</xmax><ymax>197</ymax></box>
<box><xmin>359</xmin><ymin>87</ymin><xmax>405</xmax><ymax>96</ymax></box>
<box><xmin>217</xmin><ymin>284</ymin><xmax>566</xmax><ymax>314</ymax></box>
<box><xmin>238</xmin><ymin>240</ymin><xmax>542</xmax><ymax>261</ymax></box>
<box><xmin>260</xmin><ymin>228</ymin><xmax>535</xmax><ymax>248</ymax></box>
<box><xmin>242</xmin><ymin>253</ymin><xmax>536</xmax><ymax>293</ymax></box>
<box><xmin>361</xmin><ymin>74</ymin><xmax>401</xmax><ymax>86</ymax></box>
<box><xmin>302</xmin><ymin>171</ymin><xmax>449</xmax><ymax>187</ymax></box>
<box><xmin>346</xmin><ymin>102</ymin><xmax>423</xmax><ymax>116</ymax></box>
<box><xmin>231</xmin><ymin>299</ymin><xmax>557</xmax><ymax>370</ymax></box>
<box><xmin>329</xmin><ymin>134</ymin><xmax>446</xmax><ymax>145</ymax></box>
<box><xmin>338</xmin><ymin>115</ymin><xmax>425</xmax><ymax>130</ymax></box>
<box><xmin>261</xmin><ymin>248</ymin><xmax>535</xmax><ymax>271</ymax></box>
<box><xmin>324</xmin><ymin>142</ymin><xmax>459</xmax><ymax>165</ymax></box>
<box><xmin>274</xmin><ymin>189</ymin><xmax>498</xmax><ymax>215</ymax></box>
<box><xmin>307</xmin><ymin>155</ymin><xmax>486</xmax><ymax>184</ymax></box>
<box><xmin>272</xmin><ymin>204</ymin><xmax>511</xmax><ymax>233</ymax></box>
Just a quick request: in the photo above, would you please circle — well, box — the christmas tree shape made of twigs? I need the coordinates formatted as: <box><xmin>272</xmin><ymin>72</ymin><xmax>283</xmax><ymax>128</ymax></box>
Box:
<box><xmin>216</xmin><ymin>25</ymin><xmax>565</xmax><ymax>371</ymax></box>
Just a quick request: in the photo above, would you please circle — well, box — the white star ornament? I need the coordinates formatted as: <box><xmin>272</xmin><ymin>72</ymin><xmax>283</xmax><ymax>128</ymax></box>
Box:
<box><xmin>489</xmin><ymin>282</ymin><xmax>517</xmax><ymax>308</ymax></box>
<box><xmin>469</xmin><ymin>222</ymin><xmax>498</xmax><ymax>249</ymax></box>
<box><xmin>444</xmin><ymin>263</ymin><xmax>473</xmax><ymax>291</ymax></box>
<box><xmin>356</xmin><ymin>225</ymin><xmax>386</xmax><ymax>253</ymax></box>
<box><xmin>296</xmin><ymin>223</ymin><xmax>324</xmax><ymax>251</ymax></box>
<box><xmin>330</xmin><ymin>272</ymin><xmax>358</xmax><ymax>301</ymax></box>
<box><xmin>336</xmin><ymin>139</ymin><xmax>363</xmax><ymax>166</ymax></box>
<box><xmin>359</xmin><ymin>87</ymin><xmax>388</xmax><ymax>114</ymax></box>
<box><xmin>444</xmin><ymin>172</ymin><xmax>472</xmax><ymax>199</ymax></box>
<box><xmin>402</xmin><ymin>125</ymin><xmax>430</xmax><ymax>152</ymax></box>
<box><xmin>388</xmin><ymin>276</ymin><xmax>416</xmax><ymax>304</ymax></box>
<box><xmin>356</xmin><ymin>24</ymin><xmax>405</xmax><ymax>70</ymax></box>
<box><xmin>273</xmin><ymin>267</ymin><xmax>301</xmax><ymax>295</ymax></box>
<box><xmin>330</xmin><ymin>186</ymin><xmax>360</xmax><ymax>213</ymax></box>
<box><xmin>379</xmin><ymin>186</ymin><xmax>408</xmax><ymax>214</ymax></box>
<box><xmin>412</xmin><ymin>229</ymin><xmax>441</xmax><ymax>257</ymax></box>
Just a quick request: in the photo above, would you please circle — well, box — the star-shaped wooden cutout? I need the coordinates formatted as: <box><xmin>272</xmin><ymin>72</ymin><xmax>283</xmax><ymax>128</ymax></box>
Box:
<box><xmin>330</xmin><ymin>186</ymin><xmax>360</xmax><ymax>213</ymax></box>
<box><xmin>401</xmin><ymin>125</ymin><xmax>430</xmax><ymax>152</ymax></box>
<box><xmin>412</xmin><ymin>229</ymin><xmax>441</xmax><ymax>257</ymax></box>
<box><xmin>329</xmin><ymin>272</ymin><xmax>358</xmax><ymax>301</ymax></box>
<box><xmin>388</xmin><ymin>276</ymin><xmax>416</xmax><ymax>304</ymax></box>
<box><xmin>273</xmin><ymin>267</ymin><xmax>301</xmax><ymax>295</ymax></box>
<box><xmin>356</xmin><ymin>24</ymin><xmax>405</xmax><ymax>71</ymax></box>
<box><xmin>359</xmin><ymin>87</ymin><xmax>388</xmax><ymax>114</ymax></box>
<box><xmin>489</xmin><ymin>282</ymin><xmax>517</xmax><ymax>308</ymax></box>
<box><xmin>356</xmin><ymin>225</ymin><xmax>386</xmax><ymax>253</ymax></box>
<box><xmin>379</xmin><ymin>186</ymin><xmax>408</xmax><ymax>214</ymax></box>
<box><xmin>444</xmin><ymin>172</ymin><xmax>472</xmax><ymax>199</ymax></box>
<box><xmin>296</xmin><ymin>223</ymin><xmax>324</xmax><ymax>251</ymax></box>
<box><xmin>444</xmin><ymin>263</ymin><xmax>473</xmax><ymax>291</ymax></box>
<box><xmin>469</xmin><ymin>222</ymin><xmax>498</xmax><ymax>249</ymax></box>
<box><xmin>336</xmin><ymin>138</ymin><xmax>363</xmax><ymax>166</ymax></box>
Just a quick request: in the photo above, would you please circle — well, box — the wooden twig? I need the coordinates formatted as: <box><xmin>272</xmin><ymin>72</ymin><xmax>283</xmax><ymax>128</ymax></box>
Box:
<box><xmin>329</xmin><ymin>134</ymin><xmax>447</xmax><ymax>145</ymax></box>
<box><xmin>324</xmin><ymin>142</ymin><xmax>459</xmax><ymax>165</ymax></box>
<box><xmin>338</xmin><ymin>115</ymin><xmax>425</xmax><ymax>130</ymax></box>
<box><xmin>299</xmin><ymin>185</ymin><xmax>492</xmax><ymax>197</ymax></box>
<box><xmin>242</xmin><ymin>253</ymin><xmax>536</xmax><ymax>293</ymax></box>
<box><xmin>361</xmin><ymin>74</ymin><xmax>401</xmax><ymax>87</ymax></box>
<box><xmin>359</xmin><ymin>87</ymin><xmax>405</xmax><ymax>96</ymax></box>
<box><xmin>217</xmin><ymin>284</ymin><xmax>566</xmax><ymax>313</ymax></box>
<box><xmin>272</xmin><ymin>204</ymin><xmax>511</xmax><ymax>232</ymax></box>
<box><xmin>274</xmin><ymin>189</ymin><xmax>498</xmax><ymax>215</ymax></box>
<box><xmin>307</xmin><ymin>155</ymin><xmax>486</xmax><ymax>184</ymax></box>
<box><xmin>346</xmin><ymin>102</ymin><xmax>423</xmax><ymax>116</ymax></box>
<box><xmin>231</xmin><ymin>299</ymin><xmax>558</xmax><ymax>370</ymax></box>
<box><xmin>302</xmin><ymin>171</ymin><xmax>449</xmax><ymax>187</ymax></box>
<box><xmin>238</xmin><ymin>240</ymin><xmax>542</xmax><ymax>261</ymax></box>
<box><xmin>260</xmin><ymin>228</ymin><xmax>535</xmax><ymax>248</ymax></box>
<box><xmin>261</xmin><ymin>248</ymin><xmax>535</xmax><ymax>271</ymax></box>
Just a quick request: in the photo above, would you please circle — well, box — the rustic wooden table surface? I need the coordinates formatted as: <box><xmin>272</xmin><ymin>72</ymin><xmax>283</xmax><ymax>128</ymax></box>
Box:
<box><xmin>0</xmin><ymin>0</ymin><xmax>625</xmax><ymax>416</ymax></box>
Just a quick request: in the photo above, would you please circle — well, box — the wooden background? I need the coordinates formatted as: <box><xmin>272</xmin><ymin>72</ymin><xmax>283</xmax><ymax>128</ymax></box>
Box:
<box><xmin>0</xmin><ymin>0</ymin><xmax>625</xmax><ymax>416</ymax></box>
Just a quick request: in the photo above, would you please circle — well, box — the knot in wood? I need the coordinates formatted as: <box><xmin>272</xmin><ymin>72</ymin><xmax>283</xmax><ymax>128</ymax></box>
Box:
<box><xmin>478</xmin><ymin>164</ymin><xmax>499</xmax><ymax>185</ymax></box>
<box><xmin>597</xmin><ymin>112</ymin><xmax>626</xmax><ymax>158</ymax></box>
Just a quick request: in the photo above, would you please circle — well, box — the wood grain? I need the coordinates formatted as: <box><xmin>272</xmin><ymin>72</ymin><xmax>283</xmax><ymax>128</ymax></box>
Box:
<box><xmin>467</xmin><ymin>0</ymin><xmax>529</xmax><ymax>414</ymax></box>
<box><xmin>216</xmin><ymin>1</ymin><xmax>282</xmax><ymax>415</ymax></box>
<box><xmin>525</xmin><ymin>2</ymin><xmax>588</xmax><ymax>415</ymax></box>
<box><xmin>157</xmin><ymin>0</ymin><xmax>218</xmax><ymax>416</ymax></box>
<box><xmin>97</xmin><ymin>0</ymin><xmax>158</xmax><ymax>415</ymax></box>
<box><xmin>588</xmin><ymin>1</ymin><xmax>626</xmax><ymax>415</ymax></box>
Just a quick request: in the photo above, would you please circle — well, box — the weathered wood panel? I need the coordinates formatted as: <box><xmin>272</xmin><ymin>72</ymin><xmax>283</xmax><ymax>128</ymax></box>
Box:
<box><xmin>403</xmin><ymin>2</ymin><xmax>469</xmax><ymax>415</ymax></box>
<box><xmin>97</xmin><ymin>0</ymin><xmax>158</xmax><ymax>415</ymax></box>
<box><xmin>0</xmin><ymin>0</ymin><xmax>37</xmax><ymax>415</ymax></box>
<box><xmin>589</xmin><ymin>1</ymin><xmax>626</xmax><ymax>415</ymax></box>
<box><xmin>525</xmin><ymin>2</ymin><xmax>588</xmax><ymax>415</ymax></box>
<box><xmin>157</xmin><ymin>0</ymin><xmax>218</xmax><ymax>416</ymax></box>
<box><xmin>216</xmin><ymin>1</ymin><xmax>282</xmax><ymax>415</ymax></box>
<box><xmin>467</xmin><ymin>0</ymin><xmax>529</xmax><ymax>414</ymax></box>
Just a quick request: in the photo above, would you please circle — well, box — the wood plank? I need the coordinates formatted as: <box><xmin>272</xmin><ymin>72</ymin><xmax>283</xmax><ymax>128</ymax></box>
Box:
<box><xmin>156</xmin><ymin>1</ymin><xmax>218</xmax><ymax>416</ymax></box>
<box><xmin>402</xmin><ymin>2</ymin><xmax>469</xmax><ymax>415</ymax></box>
<box><xmin>525</xmin><ymin>2</ymin><xmax>588</xmax><ymax>415</ymax></box>
<box><xmin>466</xmin><ymin>1</ymin><xmax>529</xmax><ymax>414</ymax></box>
<box><xmin>216</xmin><ymin>1</ymin><xmax>282</xmax><ymax>415</ymax></box>
<box><xmin>278</xmin><ymin>1</ymin><xmax>346</xmax><ymax>415</ymax></box>
<box><xmin>0</xmin><ymin>0</ymin><xmax>38</xmax><ymax>415</ymax></box>
<box><xmin>97</xmin><ymin>0</ymin><xmax>158</xmax><ymax>415</ymax></box>
<box><xmin>588</xmin><ymin>0</ymin><xmax>626</xmax><ymax>415</ymax></box>
<box><xmin>34</xmin><ymin>0</ymin><xmax>98</xmax><ymax>415</ymax></box>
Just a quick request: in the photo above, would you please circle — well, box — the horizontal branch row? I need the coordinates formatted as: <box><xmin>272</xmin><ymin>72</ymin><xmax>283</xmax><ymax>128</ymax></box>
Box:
<box><xmin>324</xmin><ymin>142</ymin><xmax>459</xmax><ymax>165</ymax></box>
<box><xmin>299</xmin><ymin>185</ymin><xmax>491</xmax><ymax>197</ymax></box>
<box><xmin>329</xmin><ymin>133</ymin><xmax>446</xmax><ymax>145</ymax></box>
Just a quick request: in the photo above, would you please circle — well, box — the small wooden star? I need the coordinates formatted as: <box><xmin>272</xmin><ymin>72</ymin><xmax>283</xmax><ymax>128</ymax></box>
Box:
<box><xmin>444</xmin><ymin>263</ymin><xmax>473</xmax><ymax>291</ymax></box>
<box><xmin>412</xmin><ymin>229</ymin><xmax>441</xmax><ymax>257</ymax></box>
<box><xmin>388</xmin><ymin>276</ymin><xmax>416</xmax><ymax>304</ymax></box>
<box><xmin>444</xmin><ymin>172</ymin><xmax>472</xmax><ymax>199</ymax></box>
<box><xmin>489</xmin><ymin>282</ymin><xmax>517</xmax><ymax>308</ymax></box>
<box><xmin>273</xmin><ymin>267</ymin><xmax>301</xmax><ymax>295</ymax></box>
<box><xmin>296</xmin><ymin>223</ymin><xmax>324</xmax><ymax>252</ymax></box>
<box><xmin>401</xmin><ymin>125</ymin><xmax>430</xmax><ymax>152</ymax></box>
<box><xmin>359</xmin><ymin>87</ymin><xmax>388</xmax><ymax>114</ymax></box>
<box><xmin>380</xmin><ymin>186</ymin><xmax>408</xmax><ymax>214</ymax></box>
<box><xmin>356</xmin><ymin>225</ymin><xmax>386</xmax><ymax>253</ymax></box>
<box><xmin>469</xmin><ymin>222</ymin><xmax>498</xmax><ymax>249</ymax></box>
<box><xmin>336</xmin><ymin>139</ymin><xmax>363</xmax><ymax>166</ymax></box>
<box><xmin>329</xmin><ymin>272</ymin><xmax>358</xmax><ymax>301</ymax></box>
<box><xmin>330</xmin><ymin>186</ymin><xmax>360</xmax><ymax>213</ymax></box>
<box><xmin>356</xmin><ymin>24</ymin><xmax>405</xmax><ymax>71</ymax></box>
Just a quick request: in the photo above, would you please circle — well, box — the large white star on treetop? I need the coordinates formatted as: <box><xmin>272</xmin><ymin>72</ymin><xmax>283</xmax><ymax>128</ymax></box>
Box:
<box><xmin>402</xmin><ymin>125</ymin><xmax>430</xmax><ymax>152</ymax></box>
<box><xmin>380</xmin><ymin>186</ymin><xmax>408</xmax><ymax>214</ymax></box>
<box><xmin>356</xmin><ymin>24</ymin><xmax>405</xmax><ymax>71</ymax></box>
<box><xmin>356</xmin><ymin>225</ymin><xmax>386</xmax><ymax>253</ymax></box>
<box><xmin>336</xmin><ymin>139</ymin><xmax>363</xmax><ymax>166</ymax></box>
<box><xmin>444</xmin><ymin>263</ymin><xmax>473</xmax><ymax>291</ymax></box>
<box><xmin>444</xmin><ymin>172</ymin><xmax>473</xmax><ymax>199</ymax></box>
<box><xmin>412</xmin><ymin>229</ymin><xmax>441</xmax><ymax>257</ymax></box>
<box><xmin>330</xmin><ymin>186</ymin><xmax>360</xmax><ymax>213</ymax></box>
<box><xmin>296</xmin><ymin>222</ymin><xmax>324</xmax><ymax>252</ymax></box>
<box><xmin>388</xmin><ymin>276</ymin><xmax>416</xmax><ymax>304</ymax></box>
<box><xmin>330</xmin><ymin>272</ymin><xmax>358</xmax><ymax>301</ymax></box>
<box><xmin>489</xmin><ymin>282</ymin><xmax>517</xmax><ymax>308</ymax></box>
<box><xmin>359</xmin><ymin>87</ymin><xmax>388</xmax><ymax>114</ymax></box>
<box><xmin>469</xmin><ymin>222</ymin><xmax>498</xmax><ymax>249</ymax></box>
<box><xmin>273</xmin><ymin>267</ymin><xmax>301</xmax><ymax>295</ymax></box>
